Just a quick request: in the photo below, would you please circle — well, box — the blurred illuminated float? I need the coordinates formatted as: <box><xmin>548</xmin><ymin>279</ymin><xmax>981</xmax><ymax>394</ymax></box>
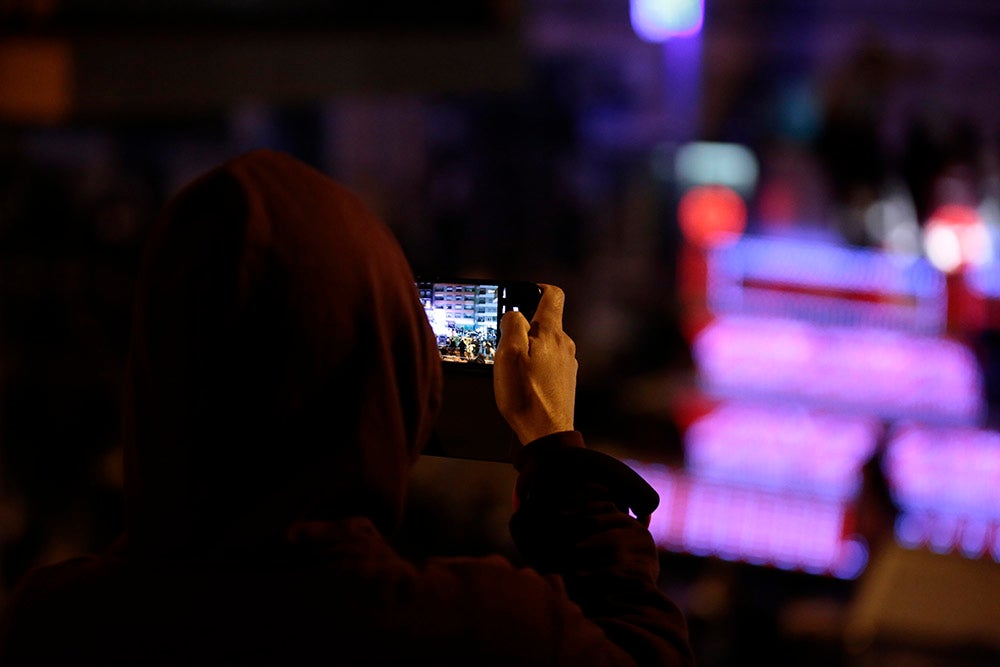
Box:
<box><xmin>640</xmin><ymin>161</ymin><xmax>1000</xmax><ymax>576</ymax></box>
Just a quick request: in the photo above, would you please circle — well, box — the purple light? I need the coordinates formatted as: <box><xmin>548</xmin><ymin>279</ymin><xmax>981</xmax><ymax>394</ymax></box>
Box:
<box><xmin>631</xmin><ymin>463</ymin><xmax>863</xmax><ymax>578</ymax></box>
<box><xmin>685</xmin><ymin>403</ymin><xmax>879</xmax><ymax>499</ymax></box>
<box><xmin>665</xmin><ymin>229</ymin><xmax>1000</xmax><ymax>573</ymax></box>
<box><xmin>892</xmin><ymin>513</ymin><xmax>1000</xmax><ymax>564</ymax></box>
<box><xmin>881</xmin><ymin>423</ymin><xmax>1000</xmax><ymax>562</ymax></box>
<box><xmin>967</xmin><ymin>260</ymin><xmax>1000</xmax><ymax>298</ymax></box>
<box><xmin>630</xmin><ymin>0</ymin><xmax>704</xmax><ymax>42</ymax></box>
<box><xmin>960</xmin><ymin>520</ymin><xmax>989</xmax><ymax>558</ymax></box>
<box><xmin>692</xmin><ymin>316</ymin><xmax>984</xmax><ymax>424</ymax></box>
<box><xmin>929</xmin><ymin>516</ymin><xmax>960</xmax><ymax>554</ymax></box>
<box><xmin>832</xmin><ymin>540</ymin><xmax>869</xmax><ymax>580</ymax></box>
<box><xmin>886</xmin><ymin>424</ymin><xmax>1000</xmax><ymax>521</ymax></box>
<box><xmin>896</xmin><ymin>513</ymin><xmax>927</xmax><ymax>549</ymax></box>
<box><xmin>707</xmin><ymin>234</ymin><xmax>946</xmax><ymax>334</ymax></box>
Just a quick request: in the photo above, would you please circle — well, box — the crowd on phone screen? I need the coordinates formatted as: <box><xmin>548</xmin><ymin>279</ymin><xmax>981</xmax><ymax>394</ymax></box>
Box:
<box><xmin>439</xmin><ymin>334</ymin><xmax>495</xmax><ymax>363</ymax></box>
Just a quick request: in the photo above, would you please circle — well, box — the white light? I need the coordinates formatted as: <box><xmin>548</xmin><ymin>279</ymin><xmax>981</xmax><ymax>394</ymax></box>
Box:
<box><xmin>886</xmin><ymin>222</ymin><xmax>922</xmax><ymax>256</ymax></box>
<box><xmin>630</xmin><ymin>0</ymin><xmax>704</xmax><ymax>42</ymax></box>
<box><xmin>674</xmin><ymin>142</ymin><xmax>759</xmax><ymax>197</ymax></box>
<box><xmin>924</xmin><ymin>225</ymin><xmax>963</xmax><ymax>273</ymax></box>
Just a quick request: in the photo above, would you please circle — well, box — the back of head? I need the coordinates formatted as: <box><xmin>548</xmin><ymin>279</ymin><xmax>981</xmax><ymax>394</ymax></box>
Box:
<box><xmin>121</xmin><ymin>149</ymin><xmax>442</xmax><ymax>561</ymax></box>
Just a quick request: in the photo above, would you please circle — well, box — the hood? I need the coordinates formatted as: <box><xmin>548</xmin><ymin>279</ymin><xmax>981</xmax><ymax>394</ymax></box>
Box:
<box><xmin>121</xmin><ymin>149</ymin><xmax>442</xmax><ymax>560</ymax></box>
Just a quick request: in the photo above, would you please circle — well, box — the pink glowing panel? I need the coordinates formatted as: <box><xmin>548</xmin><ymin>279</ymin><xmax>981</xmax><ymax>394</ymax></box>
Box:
<box><xmin>884</xmin><ymin>423</ymin><xmax>1000</xmax><ymax>562</ymax></box>
<box><xmin>886</xmin><ymin>423</ymin><xmax>1000</xmax><ymax>521</ymax></box>
<box><xmin>706</xmin><ymin>234</ymin><xmax>946</xmax><ymax>333</ymax></box>
<box><xmin>693</xmin><ymin>316</ymin><xmax>984</xmax><ymax>424</ymax></box>
<box><xmin>685</xmin><ymin>403</ymin><xmax>879</xmax><ymax>499</ymax></box>
<box><xmin>630</xmin><ymin>463</ymin><xmax>868</xmax><ymax>579</ymax></box>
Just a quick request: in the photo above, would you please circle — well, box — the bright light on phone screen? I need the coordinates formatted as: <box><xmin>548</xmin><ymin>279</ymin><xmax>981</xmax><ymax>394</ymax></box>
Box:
<box><xmin>417</xmin><ymin>281</ymin><xmax>500</xmax><ymax>365</ymax></box>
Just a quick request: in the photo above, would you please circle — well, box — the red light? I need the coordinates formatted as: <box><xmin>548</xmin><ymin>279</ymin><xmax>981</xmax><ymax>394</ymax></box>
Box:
<box><xmin>678</xmin><ymin>185</ymin><xmax>747</xmax><ymax>248</ymax></box>
<box><xmin>931</xmin><ymin>204</ymin><xmax>981</xmax><ymax>227</ymax></box>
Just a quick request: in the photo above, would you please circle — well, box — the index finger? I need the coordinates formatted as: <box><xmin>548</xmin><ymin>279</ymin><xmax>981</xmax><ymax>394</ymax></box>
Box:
<box><xmin>531</xmin><ymin>283</ymin><xmax>565</xmax><ymax>330</ymax></box>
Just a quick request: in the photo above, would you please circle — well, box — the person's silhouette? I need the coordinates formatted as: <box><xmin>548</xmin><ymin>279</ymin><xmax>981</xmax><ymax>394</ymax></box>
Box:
<box><xmin>0</xmin><ymin>149</ymin><xmax>694</xmax><ymax>666</ymax></box>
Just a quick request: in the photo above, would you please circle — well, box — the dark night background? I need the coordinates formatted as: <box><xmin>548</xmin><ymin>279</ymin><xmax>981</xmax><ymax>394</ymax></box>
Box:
<box><xmin>1</xmin><ymin>1</ymin><xmax>999</xmax><ymax>665</ymax></box>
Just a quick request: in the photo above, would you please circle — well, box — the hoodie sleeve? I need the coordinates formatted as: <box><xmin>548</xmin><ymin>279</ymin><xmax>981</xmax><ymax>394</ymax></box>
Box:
<box><xmin>509</xmin><ymin>432</ymin><xmax>695</xmax><ymax>667</ymax></box>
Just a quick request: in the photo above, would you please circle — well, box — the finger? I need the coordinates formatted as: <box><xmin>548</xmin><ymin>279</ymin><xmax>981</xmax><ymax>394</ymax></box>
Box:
<box><xmin>530</xmin><ymin>283</ymin><xmax>565</xmax><ymax>331</ymax></box>
<box><xmin>498</xmin><ymin>309</ymin><xmax>530</xmax><ymax>356</ymax></box>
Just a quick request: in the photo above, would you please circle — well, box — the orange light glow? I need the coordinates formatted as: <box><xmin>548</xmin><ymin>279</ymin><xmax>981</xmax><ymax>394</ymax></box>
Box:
<box><xmin>0</xmin><ymin>38</ymin><xmax>73</xmax><ymax>123</ymax></box>
<box><xmin>677</xmin><ymin>184</ymin><xmax>747</xmax><ymax>249</ymax></box>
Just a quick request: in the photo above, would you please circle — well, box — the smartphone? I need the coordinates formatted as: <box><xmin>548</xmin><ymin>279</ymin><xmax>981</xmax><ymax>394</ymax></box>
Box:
<box><xmin>416</xmin><ymin>278</ymin><xmax>542</xmax><ymax>371</ymax></box>
<box><xmin>416</xmin><ymin>277</ymin><xmax>542</xmax><ymax>461</ymax></box>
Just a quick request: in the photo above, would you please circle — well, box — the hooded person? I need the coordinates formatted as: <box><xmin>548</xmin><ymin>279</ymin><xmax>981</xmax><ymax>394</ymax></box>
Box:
<box><xmin>0</xmin><ymin>149</ymin><xmax>694</xmax><ymax>666</ymax></box>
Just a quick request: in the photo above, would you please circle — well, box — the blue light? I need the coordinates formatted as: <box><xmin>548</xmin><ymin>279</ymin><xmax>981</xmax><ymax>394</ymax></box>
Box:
<box><xmin>673</xmin><ymin>141</ymin><xmax>760</xmax><ymax>197</ymax></box>
<box><xmin>631</xmin><ymin>0</ymin><xmax>704</xmax><ymax>42</ymax></box>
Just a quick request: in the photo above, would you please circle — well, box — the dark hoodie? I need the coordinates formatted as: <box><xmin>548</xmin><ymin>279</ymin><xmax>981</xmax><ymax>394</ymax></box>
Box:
<box><xmin>0</xmin><ymin>150</ymin><xmax>694</xmax><ymax>666</ymax></box>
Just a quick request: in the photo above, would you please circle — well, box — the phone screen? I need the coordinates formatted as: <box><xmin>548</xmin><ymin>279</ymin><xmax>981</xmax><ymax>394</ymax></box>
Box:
<box><xmin>416</xmin><ymin>279</ymin><xmax>541</xmax><ymax>367</ymax></box>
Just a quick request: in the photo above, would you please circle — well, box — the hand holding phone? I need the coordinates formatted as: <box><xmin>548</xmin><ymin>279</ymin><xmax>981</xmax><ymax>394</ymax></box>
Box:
<box><xmin>493</xmin><ymin>284</ymin><xmax>578</xmax><ymax>446</ymax></box>
<box><xmin>417</xmin><ymin>277</ymin><xmax>544</xmax><ymax>461</ymax></box>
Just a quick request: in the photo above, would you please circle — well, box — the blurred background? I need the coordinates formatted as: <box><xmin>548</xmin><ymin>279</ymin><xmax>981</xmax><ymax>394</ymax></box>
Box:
<box><xmin>2</xmin><ymin>0</ymin><xmax>1000</xmax><ymax>664</ymax></box>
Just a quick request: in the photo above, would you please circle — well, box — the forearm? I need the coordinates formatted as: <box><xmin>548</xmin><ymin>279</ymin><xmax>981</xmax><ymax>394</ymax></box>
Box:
<box><xmin>510</xmin><ymin>434</ymin><xmax>695</xmax><ymax>666</ymax></box>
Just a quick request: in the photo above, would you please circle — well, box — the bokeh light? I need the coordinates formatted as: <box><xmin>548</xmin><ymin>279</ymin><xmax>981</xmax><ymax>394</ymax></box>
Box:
<box><xmin>923</xmin><ymin>204</ymin><xmax>991</xmax><ymax>273</ymax></box>
<box><xmin>678</xmin><ymin>185</ymin><xmax>747</xmax><ymax>249</ymax></box>
<box><xmin>630</xmin><ymin>0</ymin><xmax>705</xmax><ymax>42</ymax></box>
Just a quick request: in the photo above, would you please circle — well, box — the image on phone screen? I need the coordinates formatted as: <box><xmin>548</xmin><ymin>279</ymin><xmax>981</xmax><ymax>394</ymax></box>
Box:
<box><xmin>416</xmin><ymin>279</ymin><xmax>540</xmax><ymax>368</ymax></box>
